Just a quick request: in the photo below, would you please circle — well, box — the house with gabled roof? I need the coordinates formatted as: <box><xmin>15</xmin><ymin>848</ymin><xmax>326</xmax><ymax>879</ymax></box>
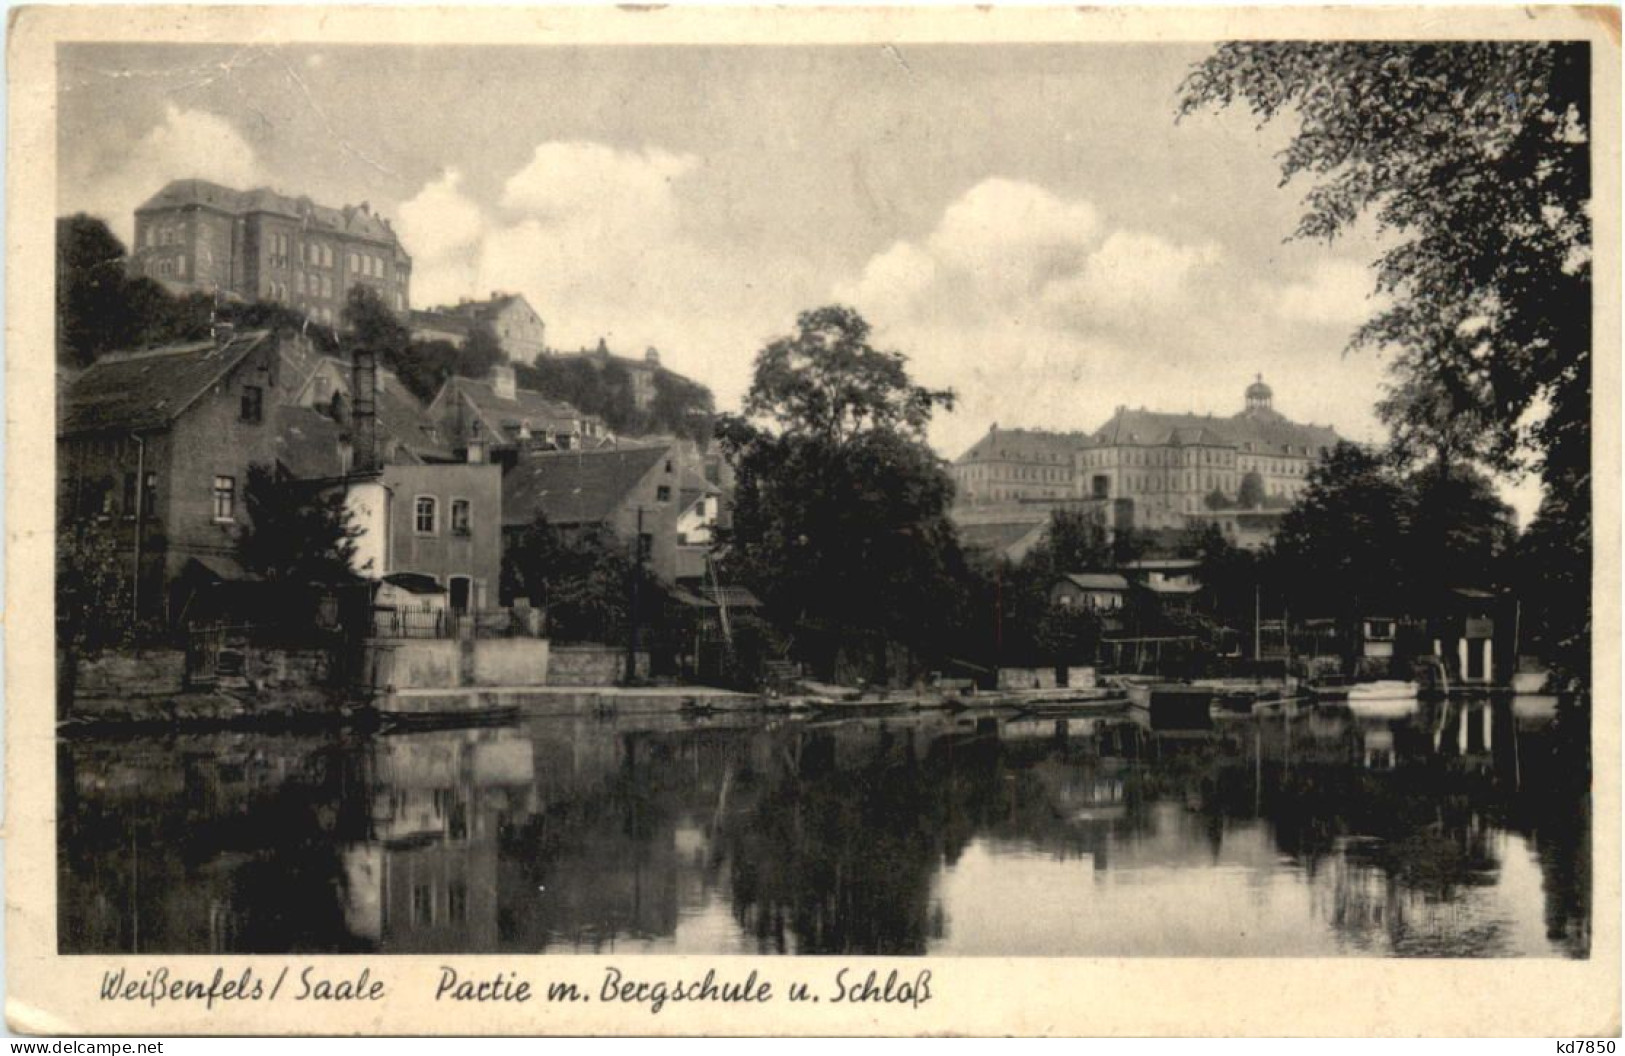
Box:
<box><xmin>272</xmin><ymin>353</ymin><xmax>503</xmax><ymax>619</ymax></box>
<box><xmin>58</xmin><ymin>328</ymin><xmax>306</xmax><ymax>619</ymax></box>
<box><xmin>413</xmin><ymin>292</ymin><xmax>546</xmax><ymax>360</ymax></box>
<box><xmin>427</xmin><ymin>363</ymin><xmax>608</xmax><ymax>464</ymax></box>
<box><xmin>500</xmin><ymin>442</ymin><xmax>684</xmax><ymax>586</ymax></box>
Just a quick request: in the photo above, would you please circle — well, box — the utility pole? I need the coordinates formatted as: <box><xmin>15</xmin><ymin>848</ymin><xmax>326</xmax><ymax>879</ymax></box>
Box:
<box><xmin>130</xmin><ymin>433</ymin><xmax>146</xmax><ymax>623</ymax></box>
<box><xmin>626</xmin><ymin>506</ymin><xmax>644</xmax><ymax>684</ymax></box>
<box><xmin>1253</xmin><ymin>582</ymin><xmax>1261</xmax><ymax>662</ymax></box>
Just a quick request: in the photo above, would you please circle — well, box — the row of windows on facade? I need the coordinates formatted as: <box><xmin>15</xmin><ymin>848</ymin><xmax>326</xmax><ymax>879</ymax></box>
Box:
<box><xmin>74</xmin><ymin>471</ymin><xmax>160</xmax><ymax>518</ymax></box>
<box><xmin>262</xmin><ymin>233</ymin><xmax>400</xmax><ymax>281</ymax></box>
<box><xmin>969</xmin><ymin>449</ymin><xmax>1324</xmax><ymax>475</ymax></box>
<box><xmin>409</xmin><ymin>879</ymin><xmax>470</xmax><ymax>929</ymax></box>
<box><xmin>198</xmin><ymin>480</ymin><xmax>483</xmax><ymax>534</ymax></box>
<box><xmin>1081</xmin><ymin>449</ymin><xmax>1238</xmax><ymax>468</ymax></box>
<box><xmin>1081</xmin><ymin>448</ymin><xmax>1322</xmax><ymax>469</ymax></box>
<box><xmin>958</xmin><ymin>465</ymin><xmax>1071</xmax><ymax>482</ymax></box>
<box><xmin>414</xmin><ymin>496</ymin><xmax>474</xmax><ymax>536</ymax></box>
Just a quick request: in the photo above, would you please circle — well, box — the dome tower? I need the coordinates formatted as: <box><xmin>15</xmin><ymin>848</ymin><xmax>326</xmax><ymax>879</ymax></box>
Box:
<box><xmin>1245</xmin><ymin>374</ymin><xmax>1274</xmax><ymax>415</ymax></box>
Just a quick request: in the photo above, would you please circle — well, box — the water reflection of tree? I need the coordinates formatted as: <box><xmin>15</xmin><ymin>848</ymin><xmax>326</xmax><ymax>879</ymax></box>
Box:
<box><xmin>715</xmin><ymin>727</ymin><xmax>1149</xmax><ymax>954</ymax></box>
<box><xmin>1187</xmin><ymin>706</ymin><xmax>1590</xmax><ymax>958</ymax></box>
<box><xmin>58</xmin><ymin>736</ymin><xmax>369</xmax><ymax>953</ymax></box>
<box><xmin>499</xmin><ymin>728</ymin><xmax>747</xmax><ymax>952</ymax></box>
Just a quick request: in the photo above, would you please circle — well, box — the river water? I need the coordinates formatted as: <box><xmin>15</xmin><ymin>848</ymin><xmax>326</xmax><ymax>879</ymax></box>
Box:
<box><xmin>58</xmin><ymin>696</ymin><xmax>1589</xmax><ymax>957</ymax></box>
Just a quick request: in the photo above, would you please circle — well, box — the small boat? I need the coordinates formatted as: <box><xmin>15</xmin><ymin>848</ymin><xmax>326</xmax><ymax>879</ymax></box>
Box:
<box><xmin>1307</xmin><ymin>675</ymin><xmax>1355</xmax><ymax>701</ymax></box>
<box><xmin>1345</xmin><ymin>680</ymin><xmax>1420</xmax><ymax>718</ymax></box>
<box><xmin>375</xmin><ymin>687</ymin><xmax>520</xmax><ymax>730</ymax></box>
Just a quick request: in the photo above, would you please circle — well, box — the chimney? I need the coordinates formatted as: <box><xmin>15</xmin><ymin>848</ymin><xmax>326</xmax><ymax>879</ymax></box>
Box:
<box><xmin>492</xmin><ymin>362</ymin><xmax>516</xmax><ymax>401</ymax></box>
<box><xmin>466</xmin><ymin>436</ymin><xmax>487</xmax><ymax>464</ymax></box>
<box><xmin>352</xmin><ymin>348</ymin><xmax>378</xmax><ymax>472</ymax></box>
<box><xmin>645</xmin><ymin>346</ymin><xmax>660</xmax><ymax>366</ymax></box>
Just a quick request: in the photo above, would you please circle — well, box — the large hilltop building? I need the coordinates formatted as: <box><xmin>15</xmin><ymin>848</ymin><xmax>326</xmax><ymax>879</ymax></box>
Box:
<box><xmin>951</xmin><ymin>377</ymin><xmax>1344</xmax><ymax>549</ymax></box>
<box><xmin>128</xmin><ymin>179</ymin><xmax>412</xmax><ymax>324</ymax></box>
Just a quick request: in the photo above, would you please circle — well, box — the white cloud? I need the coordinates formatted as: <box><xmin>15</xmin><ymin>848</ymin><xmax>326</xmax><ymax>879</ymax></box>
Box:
<box><xmin>500</xmin><ymin>141</ymin><xmax>697</xmax><ymax>232</ymax></box>
<box><xmin>842</xmin><ymin>178</ymin><xmax>1221</xmax><ymax>334</ymax></box>
<box><xmin>396</xmin><ymin>169</ymin><xmax>488</xmax><ymax>306</ymax></box>
<box><xmin>66</xmin><ymin>104</ymin><xmax>265</xmax><ymax>245</ymax></box>
<box><xmin>401</xmin><ymin>140</ymin><xmax>794</xmax><ymax>397</ymax></box>
<box><xmin>834</xmin><ymin>177</ymin><xmax>1231</xmax><ymax>456</ymax></box>
<box><xmin>927</xmin><ymin>177</ymin><xmax>1099</xmax><ymax>281</ymax></box>
<box><xmin>1272</xmin><ymin>259</ymin><xmax>1380</xmax><ymax>327</ymax></box>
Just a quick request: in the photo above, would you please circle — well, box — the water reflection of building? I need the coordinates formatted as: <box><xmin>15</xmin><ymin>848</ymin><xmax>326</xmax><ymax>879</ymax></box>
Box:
<box><xmin>342</xmin><ymin>728</ymin><xmax>536</xmax><ymax>953</ymax></box>
<box><xmin>59</xmin><ymin>700</ymin><xmax>1589</xmax><ymax>959</ymax></box>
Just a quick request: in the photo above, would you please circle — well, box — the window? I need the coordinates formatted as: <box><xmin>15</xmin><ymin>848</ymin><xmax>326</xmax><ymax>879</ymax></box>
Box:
<box><xmin>143</xmin><ymin>472</ymin><xmax>158</xmax><ymax>516</ymax></box>
<box><xmin>447</xmin><ymin>881</ymin><xmax>468</xmax><ymax>925</ymax></box>
<box><xmin>349</xmin><ymin>253</ymin><xmax>359</xmax><ymax>273</ymax></box>
<box><xmin>122</xmin><ymin>473</ymin><xmax>137</xmax><ymax>518</ymax></box>
<box><xmin>241</xmin><ymin>385</ymin><xmax>263</xmax><ymax>423</ymax></box>
<box><xmin>412</xmin><ymin>884</ymin><xmax>434</xmax><ymax>927</ymax></box>
<box><xmin>451</xmin><ymin>499</ymin><xmax>471</xmax><ymax>536</ymax></box>
<box><xmin>415</xmin><ymin>496</ymin><xmax>437</xmax><ymax>534</ymax></box>
<box><xmin>323</xmin><ymin>245</ymin><xmax>334</xmax><ymax>268</ymax></box>
<box><xmin>638</xmin><ymin>533</ymin><xmax>653</xmax><ymax>562</ymax></box>
<box><xmin>177</xmin><ymin>256</ymin><xmax>188</xmax><ymax>278</ymax></box>
<box><xmin>321</xmin><ymin>275</ymin><xmax>333</xmax><ymax>298</ymax></box>
<box><xmin>656</xmin><ymin>485</ymin><xmax>671</xmax><ymax>503</ymax></box>
<box><xmin>212</xmin><ymin>476</ymin><xmax>236</xmax><ymax>522</ymax></box>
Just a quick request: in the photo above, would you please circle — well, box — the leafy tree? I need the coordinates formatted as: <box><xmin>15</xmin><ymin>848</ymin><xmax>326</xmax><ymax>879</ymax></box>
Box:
<box><xmin>518</xmin><ymin>350</ymin><xmax>717</xmax><ymax>442</ymax></box>
<box><xmin>461</xmin><ymin>324</ymin><xmax>505</xmax><ymax>379</ymax></box>
<box><xmin>1403</xmin><ymin>461</ymin><xmax>1516</xmax><ymax>596</ymax></box>
<box><xmin>501</xmin><ymin>511</ymin><xmax>647</xmax><ymax>643</ymax></box>
<box><xmin>1270</xmin><ymin>443</ymin><xmax>1411</xmax><ymax>616</ymax></box>
<box><xmin>1032</xmin><ymin>603</ymin><xmax>1102</xmax><ymax>668</ymax></box>
<box><xmin>1180</xmin><ymin>43</ymin><xmax>1589</xmax><ymax>486</ymax></box>
<box><xmin>741</xmin><ymin>305</ymin><xmax>954</xmax><ymax>443</ymax></box>
<box><xmin>1514</xmin><ymin>489</ymin><xmax>1591</xmax><ymax>691</ymax></box>
<box><xmin>55</xmin><ymin>215</ymin><xmax>186</xmax><ymax>366</ymax></box>
<box><xmin>343</xmin><ymin>285</ymin><xmax>501</xmax><ymax>401</ymax></box>
<box><xmin>1237</xmin><ymin>471</ymin><xmax>1265</xmax><ymax>510</ymax></box>
<box><xmin>342</xmin><ymin>284</ymin><xmax>411</xmax><ymax>353</ymax></box>
<box><xmin>1181</xmin><ymin>43</ymin><xmax>1591</xmax><ymax>682</ymax></box>
<box><xmin>717</xmin><ymin>306</ymin><xmax>966</xmax><ymax>682</ymax></box>
<box><xmin>237</xmin><ymin>464</ymin><xmax>361</xmax><ymax>584</ymax></box>
<box><xmin>56</xmin><ymin>521</ymin><xmax>135</xmax><ymax>656</ymax></box>
<box><xmin>650</xmin><ymin>367</ymin><xmax>717</xmax><ymax>444</ymax></box>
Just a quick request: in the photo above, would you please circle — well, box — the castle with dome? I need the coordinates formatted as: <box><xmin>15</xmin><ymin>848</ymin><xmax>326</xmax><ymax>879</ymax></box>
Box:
<box><xmin>951</xmin><ymin>376</ymin><xmax>1344</xmax><ymax>541</ymax></box>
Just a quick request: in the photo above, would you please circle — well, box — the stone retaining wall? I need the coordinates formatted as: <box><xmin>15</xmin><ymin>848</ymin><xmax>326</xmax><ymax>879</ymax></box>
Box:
<box><xmin>547</xmin><ymin>644</ymin><xmax>649</xmax><ymax>686</ymax></box>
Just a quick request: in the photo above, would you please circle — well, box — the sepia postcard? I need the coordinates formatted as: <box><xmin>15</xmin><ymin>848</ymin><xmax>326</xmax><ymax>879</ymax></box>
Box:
<box><xmin>6</xmin><ymin>3</ymin><xmax>1621</xmax><ymax>1037</ymax></box>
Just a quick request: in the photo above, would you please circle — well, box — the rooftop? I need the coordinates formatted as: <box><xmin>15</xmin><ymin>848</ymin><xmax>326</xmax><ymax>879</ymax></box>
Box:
<box><xmin>60</xmin><ymin>330</ymin><xmax>272</xmax><ymax>436</ymax></box>
<box><xmin>445</xmin><ymin>375</ymin><xmax>594</xmax><ymax>440</ymax></box>
<box><xmin>502</xmin><ymin>444</ymin><xmax>672</xmax><ymax>527</ymax></box>
<box><xmin>1090</xmin><ymin>406</ymin><xmax>1340</xmax><ymax>455</ymax></box>
<box><xmin>1061</xmin><ymin>572</ymin><xmax>1131</xmax><ymax>591</ymax></box>
<box><xmin>136</xmin><ymin>179</ymin><xmax>402</xmax><ymax>247</ymax></box>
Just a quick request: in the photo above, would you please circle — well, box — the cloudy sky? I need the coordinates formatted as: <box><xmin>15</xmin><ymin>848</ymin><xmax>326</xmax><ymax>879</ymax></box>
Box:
<box><xmin>60</xmin><ymin>42</ymin><xmax>1405</xmax><ymax>467</ymax></box>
